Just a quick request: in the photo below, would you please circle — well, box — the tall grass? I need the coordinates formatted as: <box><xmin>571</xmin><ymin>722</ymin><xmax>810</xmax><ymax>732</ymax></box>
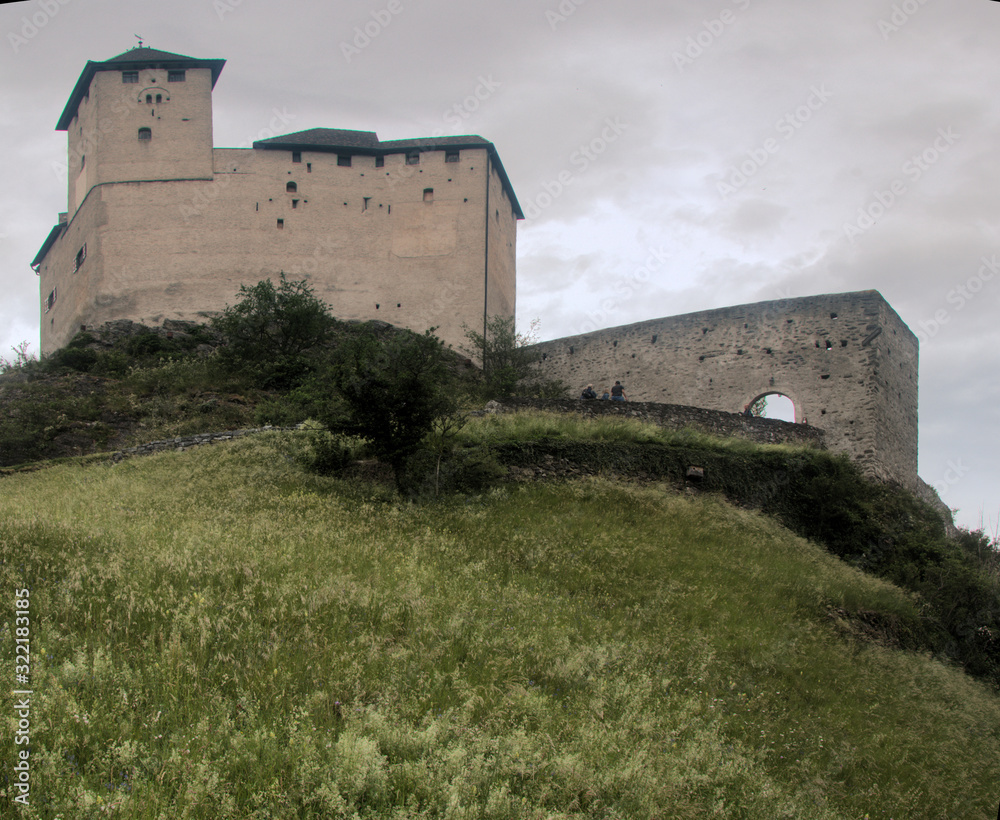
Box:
<box><xmin>0</xmin><ymin>433</ymin><xmax>997</xmax><ymax>818</ymax></box>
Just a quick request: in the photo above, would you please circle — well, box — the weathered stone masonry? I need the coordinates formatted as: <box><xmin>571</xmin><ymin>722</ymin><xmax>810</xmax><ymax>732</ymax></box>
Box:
<box><xmin>530</xmin><ymin>291</ymin><xmax>918</xmax><ymax>488</ymax></box>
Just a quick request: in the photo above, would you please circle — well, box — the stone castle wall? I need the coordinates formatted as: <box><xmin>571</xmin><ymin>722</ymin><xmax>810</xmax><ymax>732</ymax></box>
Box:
<box><xmin>529</xmin><ymin>291</ymin><xmax>918</xmax><ymax>487</ymax></box>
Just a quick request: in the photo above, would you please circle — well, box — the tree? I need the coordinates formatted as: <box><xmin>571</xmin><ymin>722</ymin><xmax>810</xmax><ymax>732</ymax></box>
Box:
<box><xmin>748</xmin><ymin>395</ymin><xmax>767</xmax><ymax>417</ymax></box>
<box><xmin>212</xmin><ymin>273</ymin><xmax>336</xmax><ymax>386</ymax></box>
<box><xmin>463</xmin><ymin>314</ymin><xmax>540</xmax><ymax>397</ymax></box>
<box><xmin>332</xmin><ymin>327</ymin><xmax>455</xmax><ymax>486</ymax></box>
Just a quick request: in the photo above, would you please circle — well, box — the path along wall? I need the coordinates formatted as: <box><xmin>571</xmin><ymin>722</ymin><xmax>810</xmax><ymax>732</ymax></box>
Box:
<box><xmin>529</xmin><ymin>291</ymin><xmax>918</xmax><ymax>487</ymax></box>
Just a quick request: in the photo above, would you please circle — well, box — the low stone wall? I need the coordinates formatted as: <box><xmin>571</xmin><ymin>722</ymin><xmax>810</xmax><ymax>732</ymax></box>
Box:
<box><xmin>488</xmin><ymin>397</ymin><xmax>827</xmax><ymax>450</ymax></box>
<box><xmin>109</xmin><ymin>426</ymin><xmax>298</xmax><ymax>462</ymax></box>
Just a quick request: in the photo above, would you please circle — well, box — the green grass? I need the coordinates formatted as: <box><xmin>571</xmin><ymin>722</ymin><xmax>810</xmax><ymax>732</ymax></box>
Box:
<box><xmin>1</xmin><ymin>433</ymin><xmax>998</xmax><ymax>818</ymax></box>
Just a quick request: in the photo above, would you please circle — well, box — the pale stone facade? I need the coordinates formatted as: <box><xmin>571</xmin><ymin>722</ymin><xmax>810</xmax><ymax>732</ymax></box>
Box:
<box><xmin>32</xmin><ymin>48</ymin><xmax>521</xmax><ymax>354</ymax></box>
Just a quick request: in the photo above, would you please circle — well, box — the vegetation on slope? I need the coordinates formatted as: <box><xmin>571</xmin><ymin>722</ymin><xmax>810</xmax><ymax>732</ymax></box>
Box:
<box><xmin>1</xmin><ymin>434</ymin><xmax>998</xmax><ymax>818</ymax></box>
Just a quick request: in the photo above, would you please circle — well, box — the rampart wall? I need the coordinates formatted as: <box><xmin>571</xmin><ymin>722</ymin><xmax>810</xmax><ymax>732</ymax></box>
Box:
<box><xmin>529</xmin><ymin>291</ymin><xmax>918</xmax><ymax>487</ymax></box>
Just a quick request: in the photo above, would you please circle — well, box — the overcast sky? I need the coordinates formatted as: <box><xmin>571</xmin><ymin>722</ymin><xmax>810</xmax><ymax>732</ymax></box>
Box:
<box><xmin>1</xmin><ymin>0</ymin><xmax>998</xmax><ymax>532</ymax></box>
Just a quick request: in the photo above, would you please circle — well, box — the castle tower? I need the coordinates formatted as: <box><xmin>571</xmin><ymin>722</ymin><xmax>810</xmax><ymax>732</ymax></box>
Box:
<box><xmin>57</xmin><ymin>48</ymin><xmax>225</xmax><ymax>216</ymax></box>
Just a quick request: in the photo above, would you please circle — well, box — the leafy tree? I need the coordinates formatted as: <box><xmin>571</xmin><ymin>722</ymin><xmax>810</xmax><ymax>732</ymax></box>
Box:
<box><xmin>212</xmin><ymin>273</ymin><xmax>336</xmax><ymax>386</ymax></box>
<box><xmin>463</xmin><ymin>314</ymin><xmax>540</xmax><ymax>397</ymax></box>
<box><xmin>332</xmin><ymin>326</ymin><xmax>455</xmax><ymax>486</ymax></box>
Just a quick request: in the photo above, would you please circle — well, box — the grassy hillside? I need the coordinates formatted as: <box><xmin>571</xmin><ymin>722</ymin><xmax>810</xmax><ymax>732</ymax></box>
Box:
<box><xmin>2</xmin><ymin>431</ymin><xmax>998</xmax><ymax>818</ymax></box>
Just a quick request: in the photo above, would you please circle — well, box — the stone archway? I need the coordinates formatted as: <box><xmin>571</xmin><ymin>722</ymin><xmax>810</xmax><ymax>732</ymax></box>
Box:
<box><xmin>744</xmin><ymin>391</ymin><xmax>798</xmax><ymax>423</ymax></box>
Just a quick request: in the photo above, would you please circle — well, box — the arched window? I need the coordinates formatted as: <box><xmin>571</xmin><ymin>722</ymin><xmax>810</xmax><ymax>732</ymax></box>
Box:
<box><xmin>145</xmin><ymin>94</ymin><xmax>152</xmax><ymax>104</ymax></box>
<box><xmin>156</xmin><ymin>94</ymin><xmax>162</xmax><ymax>104</ymax></box>
<box><xmin>286</xmin><ymin>181</ymin><xmax>297</xmax><ymax>193</ymax></box>
<box><xmin>138</xmin><ymin>127</ymin><xmax>152</xmax><ymax>141</ymax></box>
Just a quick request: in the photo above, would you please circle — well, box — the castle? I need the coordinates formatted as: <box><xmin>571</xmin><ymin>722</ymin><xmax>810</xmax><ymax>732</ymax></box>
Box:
<box><xmin>31</xmin><ymin>48</ymin><xmax>921</xmax><ymax>490</ymax></box>
<box><xmin>31</xmin><ymin>47</ymin><xmax>521</xmax><ymax>354</ymax></box>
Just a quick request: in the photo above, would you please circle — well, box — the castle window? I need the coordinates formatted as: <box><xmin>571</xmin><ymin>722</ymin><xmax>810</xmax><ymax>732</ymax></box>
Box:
<box><xmin>337</xmin><ymin>155</ymin><xmax>352</xmax><ymax>167</ymax></box>
<box><xmin>445</xmin><ymin>150</ymin><xmax>459</xmax><ymax>162</ymax></box>
<box><xmin>122</xmin><ymin>71</ymin><xmax>138</xmax><ymax>83</ymax></box>
<box><xmin>405</xmin><ymin>151</ymin><xmax>420</xmax><ymax>165</ymax></box>
<box><xmin>168</xmin><ymin>70</ymin><xmax>186</xmax><ymax>82</ymax></box>
<box><xmin>138</xmin><ymin>127</ymin><xmax>152</xmax><ymax>141</ymax></box>
<box><xmin>156</xmin><ymin>93</ymin><xmax>162</xmax><ymax>104</ymax></box>
<box><xmin>45</xmin><ymin>288</ymin><xmax>56</xmax><ymax>313</ymax></box>
<box><xmin>292</xmin><ymin>199</ymin><xmax>299</xmax><ymax>209</ymax></box>
<box><xmin>423</xmin><ymin>188</ymin><xmax>433</xmax><ymax>202</ymax></box>
<box><xmin>74</xmin><ymin>244</ymin><xmax>87</xmax><ymax>273</ymax></box>
<box><xmin>375</xmin><ymin>156</ymin><xmax>385</xmax><ymax>168</ymax></box>
<box><xmin>146</xmin><ymin>94</ymin><xmax>153</xmax><ymax>104</ymax></box>
<box><xmin>292</xmin><ymin>151</ymin><xmax>301</xmax><ymax>163</ymax></box>
<box><xmin>286</xmin><ymin>182</ymin><xmax>297</xmax><ymax>193</ymax></box>
<box><xmin>277</xmin><ymin>219</ymin><xmax>284</xmax><ymax>229</ymax></box>
<box><xmin>306</xmin><ymin>163</ymin><xmax>312</xmax><ymax>172</ymax></box>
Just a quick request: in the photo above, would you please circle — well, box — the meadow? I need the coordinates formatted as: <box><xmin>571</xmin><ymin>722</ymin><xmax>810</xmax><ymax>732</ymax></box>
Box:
<box><xmin>1</xmin><ymin>428</ymin><xmax>999</xmax><ymax>818</ymax></box>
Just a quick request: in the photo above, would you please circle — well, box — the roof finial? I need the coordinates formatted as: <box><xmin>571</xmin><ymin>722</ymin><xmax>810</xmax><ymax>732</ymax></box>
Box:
<box><xmin>134</xmin><ymin>34</ymin><xmax>144</xmax><ymax>48</ymax></box>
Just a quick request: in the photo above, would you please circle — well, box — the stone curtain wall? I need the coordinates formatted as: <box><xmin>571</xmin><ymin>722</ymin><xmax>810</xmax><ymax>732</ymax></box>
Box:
<box><xmin>490</xmin><ymin>397</ymin><xmax>827</xmax><ymax>450</ymax></box>
<box><xmin>528</xmin><ymin>291</ymin><xmax>918</xmax><ymax>487</ymax></box>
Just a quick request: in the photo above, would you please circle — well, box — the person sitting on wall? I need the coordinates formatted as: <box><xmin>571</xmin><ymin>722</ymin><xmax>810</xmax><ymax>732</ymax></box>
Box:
<box><xmin>610</xmin><ymin>381</ymin><xmax>627</xmax><ymax>401</ymax></box>
<box><xmin>601</xmin><ymin>388</ymin><xmax>610</xmax><ymax>400</ymax></box>
<box><xmin>580</xmin><ymin>384</ymin><xmax>597</xmax><ymax>400</ymax></box>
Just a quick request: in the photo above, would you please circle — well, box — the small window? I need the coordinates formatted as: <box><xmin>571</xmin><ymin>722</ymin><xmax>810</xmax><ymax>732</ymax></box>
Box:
<box><xmin>375</xmin><ymin>156</ymin><xmax>385</xmax><ymax>168</ymax></box>
<box><xmin>156</xmin><ymin>93</ymin><xmax>162</xmax><ymax>104</ymax></box>
<box><xmin>168</xmin><ymin>70</ymin><xmax>186</xmax><ymax>82</ymax></box>
<box><xmin>286</xmin><ymin>181</ymin><xmax>297</xmax><ymax>193</ymax></box>
<box><xmin>423</xmin><ymin>188</ymin><xmax>433</xmax><ymax>202</ymax></box>
<box><xmin>146</xmin><ymin>94</ymin><xmax>153</xmax><ymax>104</ymax></box>
<box><xmin>45</xmin><ymin>288</ymin><xmax>57</xmax><ymax>312</ymax></box>
<box><xmin>138</xmin><ymin>127</ymin><xmax>152</xmax><ymax>141</ymax></box>
<box><xmin>306</xmin><ymin>163</ymin><xmax>312</xmax><ymax>172</ymax></box>
<box><xmin>337</xmin><ymin>155</ymin><xmax>352</xmax><ymax>167</ymax></box>
<box><xmin>74</xmin><ymin>244</ymin><xmax>87</xmax><ymax>272</ymax></box>
<box><xmin>405</xmin><ymin>151</ymin><xmax>420</xmax><ymax>166</ymax></box>
<box><xmin>292</xmin><ymin>199</ymin><xmax>299</xmax><ymax>209</ymax></box>
<box><xmin>122</xmin><ymin>71</ymin><xmax>138</xmax><ymax>83</ymax></box>
<box><xmin>277</xmin><ymin>219</ymin><xmax>284</xmax><ymax>229</ymax></box>
<box><xmin>445</xmin><ymin>150</ymin><xmax>459</xmax><ymax>162</ymax></box>
<box><xmin>292</xmin><ymin>151</ymin><xmax>301</xmax><ymax>163</ymax></box>
<box><xmin>81</xmin><ymin>154</ymin><xmax>85</xmax><ymax>169</ymax></box>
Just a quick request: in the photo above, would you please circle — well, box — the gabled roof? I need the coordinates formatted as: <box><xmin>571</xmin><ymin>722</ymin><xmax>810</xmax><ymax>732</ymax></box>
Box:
<box><xmin>56</xmin><ymin>47</ymin><xmax>225</xmax><ymax>131</ymax></box>
<box><xmin>255</xmin><ymin>129</ymin><xmax>522</xmax><ymax>218</ymax></box>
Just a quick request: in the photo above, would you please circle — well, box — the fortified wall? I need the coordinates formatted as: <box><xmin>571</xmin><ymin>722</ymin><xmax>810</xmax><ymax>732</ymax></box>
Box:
<box><xmin>529</xmin><ymin>291</ymin><xmax>918</xmax><ymax>487</ymax></box>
